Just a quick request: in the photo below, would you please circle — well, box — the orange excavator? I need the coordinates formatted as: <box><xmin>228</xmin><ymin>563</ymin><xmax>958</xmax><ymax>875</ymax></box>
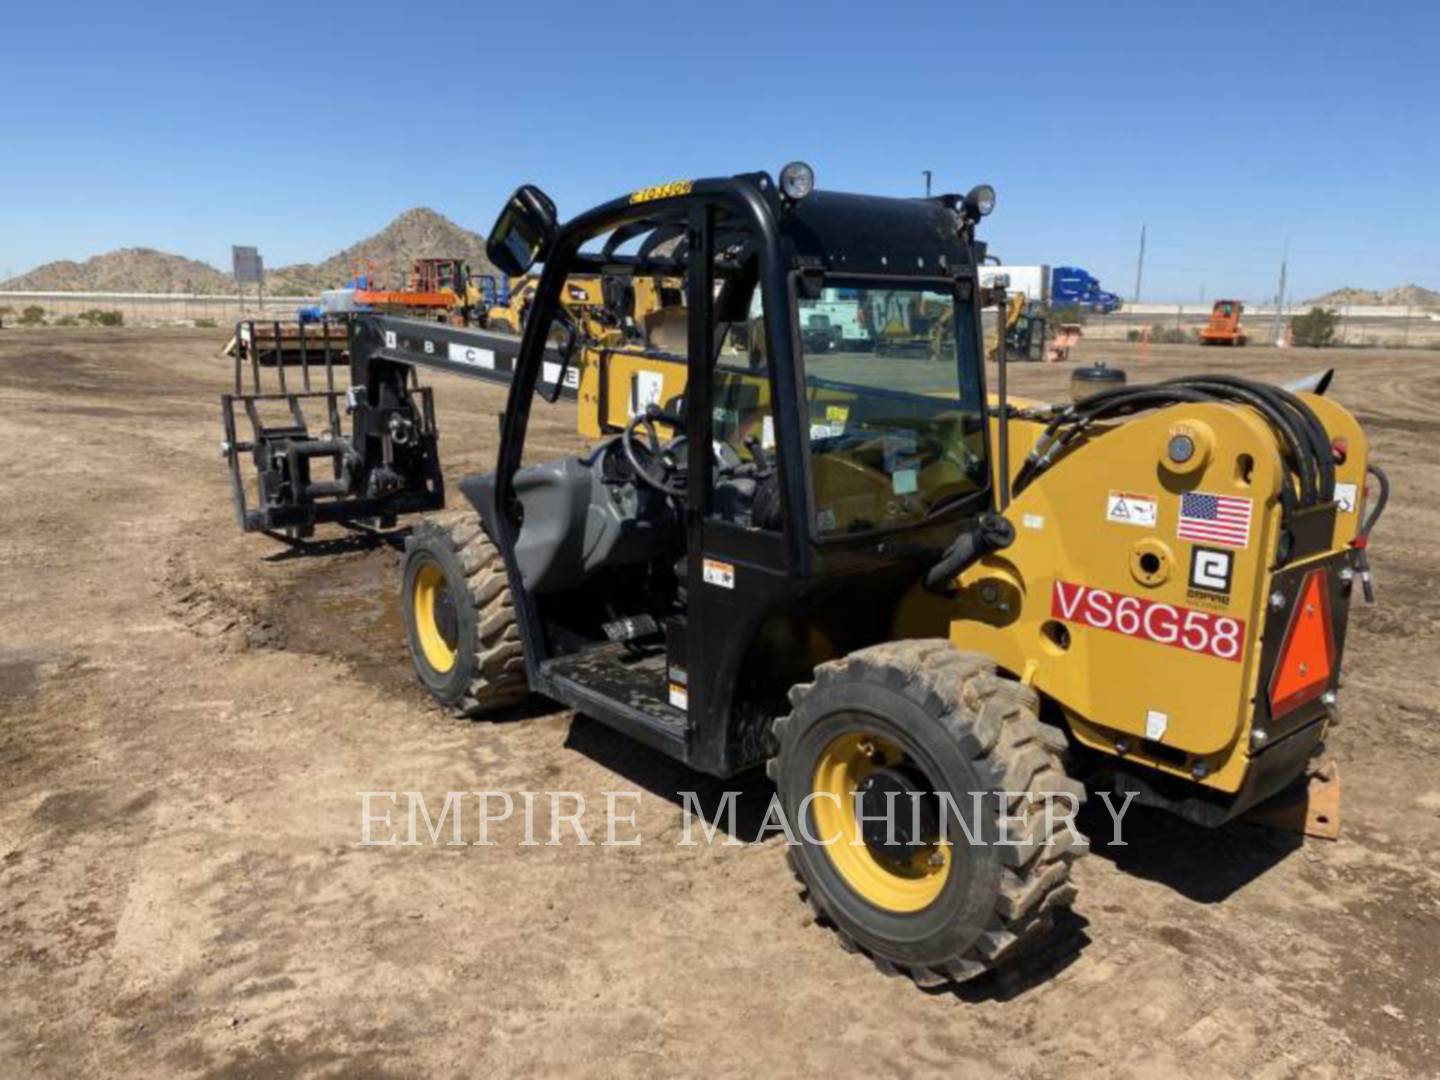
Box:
<box><xmin>1200</xmin><ymin>299</ymin><xmax>1247</xmax><ymax>346</ymax></box>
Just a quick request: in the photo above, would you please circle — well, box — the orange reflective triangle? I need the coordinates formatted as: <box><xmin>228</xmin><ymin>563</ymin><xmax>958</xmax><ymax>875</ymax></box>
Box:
<box><xmin>1269</xmin><ymin>569</ymin><xmax>1335</xmax><ymax>717</ymax></box>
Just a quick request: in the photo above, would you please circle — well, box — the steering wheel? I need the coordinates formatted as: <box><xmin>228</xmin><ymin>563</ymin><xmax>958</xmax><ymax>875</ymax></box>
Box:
<box><xmin>622</xmin><ymin>406</ymin><xmax>688</xmax><ymax>498</ymax></box>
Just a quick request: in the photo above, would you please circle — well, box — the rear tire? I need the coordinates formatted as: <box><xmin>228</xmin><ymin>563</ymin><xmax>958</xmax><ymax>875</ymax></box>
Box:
<box><xmin>402</xmin><ymin>512</ymin><xmax>528</xmax><ymax>715</ymax></box>
<box><xmin>768</xmin><ymin>640</ymin><xmax>1086</xmax><ymax>986</ymax></box>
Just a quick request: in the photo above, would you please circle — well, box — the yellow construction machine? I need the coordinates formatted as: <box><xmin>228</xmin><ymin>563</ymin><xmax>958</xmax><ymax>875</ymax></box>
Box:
<box><xmin>222</xmin><ymin>164</ymin><xmax>1388</xmax><ymax>989</ymax></box>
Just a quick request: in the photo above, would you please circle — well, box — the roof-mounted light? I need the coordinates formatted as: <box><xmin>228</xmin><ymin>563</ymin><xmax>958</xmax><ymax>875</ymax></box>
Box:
<box><xmin>779</xmin><ymin>161</ymin><xmax>815</xmax><ymax>201</ymax></box>
<box><xmin>964</xmin><ymin>183</ymin><xmax>996</xmax><ymax>220</ymax></box>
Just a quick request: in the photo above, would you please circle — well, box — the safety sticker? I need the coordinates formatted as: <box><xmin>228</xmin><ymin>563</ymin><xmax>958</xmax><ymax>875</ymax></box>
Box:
<box><xmin>1145</xmin><ymin>709</ymin><xmax>1169</xmax><ymax>742</ymax></box>
<box><xmin>1022</xmin><ymin>513</ymin><xmax>1045</xmax><ymax>531</ymax></box>
<box><xmin>1188</xmin><ymin>546</ymin><xmax>1233</xmax><ymax>596</ymax></box>
<box><xmin>1333</xmin><ymin>482</ymin><xmax>1358</xmax><ymax>513</ymax></box>
<box><xmin>448</xmin><ymin>342</ymin><xmax>496</xmax><ymax>370</ymax></box>
<box><xmin>668</xmin><ymin>682</ymin><xmax>689</xmax><ymax>710</ymax></box>
<box><xmin>1052</xmin><ymin>580</ymin><xmax>1245</xmax><ymax>662</ymax></box>
<box><xmin>702</xmin><ymin>558</ymin><xmax>735</xmax><ymax>590</ymax></box>
<box><xmin>629</xmin><ymin>370</ymin><xmax>665</xmax><ymax>418</ymax></box>
<box><xmin>1106</xmin><ymin>491</ymin><xmax>1158</xmax><ymax>528</ymax></box>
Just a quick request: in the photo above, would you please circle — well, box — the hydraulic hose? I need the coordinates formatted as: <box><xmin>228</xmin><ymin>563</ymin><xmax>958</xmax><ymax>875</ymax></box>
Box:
<box><xmin>1352</xmin><ymin>461</ymin><xmax>1390</xmax><ymax>603</ymax></box>
<box><xmin>1012</xmin><ymin>387</ymin><xmax>1212</xmax><ymax>497</ymax></box>
<box><xmin>1163</xmin><ymin>377</ymin><xmax>1316</xmax><ymax>506</ymax></box>
<box><xmin>1167</xmin><ymin>375</ymin><xmax>1334</xmax><ymax>503</ymax></box>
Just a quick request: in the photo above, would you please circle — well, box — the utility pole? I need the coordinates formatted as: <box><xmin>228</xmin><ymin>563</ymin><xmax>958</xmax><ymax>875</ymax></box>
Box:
<box><xmin>922</xmin><ymin>170</ymin><xmax>932</xmax><ymax>198</ymax></box>
<box><xmin>1133</xmin><ymin>224</ymin><xmax>1146</xmax><ymax>303</ymax></box>
<box><xmin>1272</xmin><ymin>238</ymin><xmax>1289</xmax><ymax>347</ymax></box>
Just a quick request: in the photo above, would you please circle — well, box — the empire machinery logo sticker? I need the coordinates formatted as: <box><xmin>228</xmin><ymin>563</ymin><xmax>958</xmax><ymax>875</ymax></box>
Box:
<box><xmin>1188</xmin><ymin>545</ymin><xmax>1235</xmax><ymax>606</ymax></box>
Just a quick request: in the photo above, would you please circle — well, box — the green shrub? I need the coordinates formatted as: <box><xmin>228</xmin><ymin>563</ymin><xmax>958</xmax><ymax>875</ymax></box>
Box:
<box><xmin>18</xmin><ymin>304</ymin><xmax>46</xmax><ymax>325</ymax></box>
<box><xmin>77</xmin><ymin>308</ymin><xmax>124</xmax><ymax>327</ymax></box>
<box><xmin>194</xmin><ymin>318</ymin><xmax>218</xmax><ymax>329</ymax></box>
<box><xmin>1149</xmin><ymin>323</ymin><xmax>1189</xmax><ymax>345</ymax></box>
<box><xmin>53</xmin><ymin>315</ymin><xmax>79</xmax><ymax>327</ymax></box>
<box><xmin>1290</xmin><ymin>307</ymin><xmax>1338</xmax><ymax>348</ymax></box>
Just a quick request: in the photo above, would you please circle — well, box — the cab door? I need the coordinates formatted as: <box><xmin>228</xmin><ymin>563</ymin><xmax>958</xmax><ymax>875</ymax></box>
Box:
<box><xmin>679</xmin><ymin>207</ymin><xmax>807</xmax><ymax>775</ymax></box>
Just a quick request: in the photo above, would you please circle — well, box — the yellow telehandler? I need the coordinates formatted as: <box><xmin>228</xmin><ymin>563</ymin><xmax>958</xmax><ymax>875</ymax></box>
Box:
<box><xmin>220</xmin><ymin>164</ymin><xmax>1387</xmax><ymax>987</ymax></box>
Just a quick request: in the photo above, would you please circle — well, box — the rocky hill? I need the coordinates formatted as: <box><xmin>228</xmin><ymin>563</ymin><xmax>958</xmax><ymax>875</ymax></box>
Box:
<box><xmin>266</xmin><ymin>208</ymin><xmax>497</xmax><ymax>294</ymax></box>
<box><xmin>1</xmin><ymin>208</ymin><xmax>496</xmax><ymax>296</ymax></box>
<box><xmin>1</xmin><ymin>248</ymin><xmax>234</xmax><ymax>294</ymax></box>
<box><xmin>1305</xmin><ymin>284</ymin><xmax>1440</xmax><ymax>309</ymax></box>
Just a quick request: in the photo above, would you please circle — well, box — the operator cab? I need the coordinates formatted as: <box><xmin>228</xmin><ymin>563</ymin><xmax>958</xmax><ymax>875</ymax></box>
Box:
<box><xmin>464</xmin><ymin>167</ymin><xmax>997</xmax><ymax>776</ymax></box>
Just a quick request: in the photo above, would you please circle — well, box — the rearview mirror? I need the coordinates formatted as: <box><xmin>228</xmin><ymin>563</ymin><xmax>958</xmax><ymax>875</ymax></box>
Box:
<box><xmin>486</xmin><ymin>185</ymin><xmax>558</xmax><ymax>276</ymax></box>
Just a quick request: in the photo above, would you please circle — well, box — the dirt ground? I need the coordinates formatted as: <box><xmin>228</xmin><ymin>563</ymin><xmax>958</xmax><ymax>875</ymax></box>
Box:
<box><xmin>2</xmin><ymin>327</ymin><xmax>1438</xmax><ymax>1079</ymax></box>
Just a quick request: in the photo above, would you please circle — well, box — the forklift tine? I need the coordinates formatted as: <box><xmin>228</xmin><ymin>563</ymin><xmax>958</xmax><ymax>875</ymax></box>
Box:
<box><xmin>248</xmin><ymin>320</ymin><xmax>261</xmax><ymax>395</ymax></box>
<box><xmin>232</xmin><ymin>321</ymin><xmax>243</xmax><ymax>396</ymax></box>
<box><xmin>322</xmin><ymin>315</ymin><xmax>336</xmax><ymax>392</ymax></box>
<box><xmin>273</xmin><ymin>320</ymin><xmax>289</xmax><ymax>395</ymax></box>
<box><xmin>299</xmin><ymin>318</ymin><xmax>311</xmax><ymax>392</ymax></box>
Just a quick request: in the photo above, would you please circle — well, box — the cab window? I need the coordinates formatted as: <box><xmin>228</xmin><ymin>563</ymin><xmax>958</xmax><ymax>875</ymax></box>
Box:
<box><xmin>798</xmin><ymin>281</ymin><xmax>987</xmax><ymax>537</ymax></box>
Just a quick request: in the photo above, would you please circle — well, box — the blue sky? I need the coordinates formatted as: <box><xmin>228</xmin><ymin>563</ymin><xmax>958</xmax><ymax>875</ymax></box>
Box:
<box><xmin>1</xmin><ymin>0</ymin><xmax>1436</xmax><ymax>302</ymax></box>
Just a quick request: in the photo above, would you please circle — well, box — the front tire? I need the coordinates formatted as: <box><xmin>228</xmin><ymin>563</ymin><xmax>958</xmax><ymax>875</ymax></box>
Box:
<box><xmin>402</xmin><ymin>513</ymin><xmax>528</xmax><ymax>715</ymax></box>
<box><xmin>769</xmin><ymin>640</ymin><xmax>1086</xmax><ymax>986</ymax></box>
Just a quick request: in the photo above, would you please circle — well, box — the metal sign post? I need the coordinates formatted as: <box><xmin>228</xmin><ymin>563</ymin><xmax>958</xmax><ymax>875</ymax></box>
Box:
<box><xmin>232</xmin><ymin>246</ymin><xmax>263</xmax><ymax>312</ymax></box>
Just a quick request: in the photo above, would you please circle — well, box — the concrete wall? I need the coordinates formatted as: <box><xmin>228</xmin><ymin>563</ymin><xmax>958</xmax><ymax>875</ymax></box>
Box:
<box><xmin>0</xmin><ymin>291</ymin><xmax>318</xmax><ymax>326</ymax></box>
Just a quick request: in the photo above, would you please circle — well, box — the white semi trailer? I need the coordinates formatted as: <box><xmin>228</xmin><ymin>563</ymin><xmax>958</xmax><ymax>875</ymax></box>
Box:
<box><xmin>977</xmin><ymin>264</ymin><xmax>1050</xmax><ymax>304</ymax></box>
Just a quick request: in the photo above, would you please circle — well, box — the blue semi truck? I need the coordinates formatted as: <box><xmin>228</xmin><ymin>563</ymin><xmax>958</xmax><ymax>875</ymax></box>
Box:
<box><xmin>1049</xmin><ymin>265</ymin><xmax>1123</xmax><ymax>313</ymax></box>
<box><xmin>978</xmin><ymin>264</ymin><xmax>1124</xmax><ymax>314</ymax></box>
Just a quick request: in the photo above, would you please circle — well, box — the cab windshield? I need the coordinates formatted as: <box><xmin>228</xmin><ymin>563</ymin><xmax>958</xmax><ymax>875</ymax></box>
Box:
<box><xmin>797</xmin><ymin>282</ymin><xmax>987</xmax><ymax>537</ymax></box>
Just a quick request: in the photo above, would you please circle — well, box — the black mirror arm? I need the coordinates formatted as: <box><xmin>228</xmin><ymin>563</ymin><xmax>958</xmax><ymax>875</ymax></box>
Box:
<box><xmin>923</xmin><ymin>512</ymin><xmax>1015</xmax><ymax>594</ymax></box>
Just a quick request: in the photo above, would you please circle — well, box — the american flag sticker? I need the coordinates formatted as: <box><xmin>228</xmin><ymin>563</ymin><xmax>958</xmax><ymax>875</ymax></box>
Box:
<box><xmin>1177</xmin><ymin>491</ymin><xmax>1253</xmax><ymax>548</ymax></box>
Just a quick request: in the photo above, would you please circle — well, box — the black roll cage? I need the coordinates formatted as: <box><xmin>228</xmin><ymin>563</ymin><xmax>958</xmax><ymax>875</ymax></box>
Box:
<box><xmin>486</xmin><ymin>174</ymin><xmax>996</xmax><ymax>568</ymax></box>
<box><xmin>488</xmin><ymin>174</ymin><xmax>812</xmax><ymax>566</ymax></box>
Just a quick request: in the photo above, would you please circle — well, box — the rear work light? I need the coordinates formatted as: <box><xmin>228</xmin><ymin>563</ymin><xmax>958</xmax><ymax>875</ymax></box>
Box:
<box><xmin>1268</xmin><ymin>568</ymin><xmax>1336</xmax><ymax>718</ymax></box>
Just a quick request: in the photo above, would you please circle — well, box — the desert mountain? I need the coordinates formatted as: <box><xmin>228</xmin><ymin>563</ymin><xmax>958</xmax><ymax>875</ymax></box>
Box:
<box><xmin>1</xmin><ymin>208</ymin><xmax>496</xmax><ymax>296</ymax></box>
<box><xmin>267</xmin><ymin>208</ymin><xmax>495</xmax><ymax>294</ymax></box>
<box><xmin>1305</xmin><ymin>284</ymin><xmax>1440</xmax><ymax>309</ymax></box>
<box><xmin>1</xmin><ymin>248</ymin><xmax>234</xmax><ymax>294</ymax></box>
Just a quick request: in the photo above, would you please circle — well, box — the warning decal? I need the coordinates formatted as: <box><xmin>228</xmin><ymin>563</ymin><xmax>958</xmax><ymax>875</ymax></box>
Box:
<box><xmin>1107</xmin><ymin>491</ymin><xmax>1158</xmax><ymax>528</ymax></box>
<box><xmin>702</xmin><ymin>558</ymin><xmax>735</xmax><ymax>589</ymax></box>
<box><xmin>1333</xmin><ymin>482</ymin><xmax>1358</xmax><ymax>514</ymax></box>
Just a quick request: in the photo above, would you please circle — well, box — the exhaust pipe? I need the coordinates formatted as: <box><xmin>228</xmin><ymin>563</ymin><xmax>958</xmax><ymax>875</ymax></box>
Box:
<box><xmin>1283</xmin><ymin>368</ymin><xmax>1334</xmax><ymax>396</ymax></box>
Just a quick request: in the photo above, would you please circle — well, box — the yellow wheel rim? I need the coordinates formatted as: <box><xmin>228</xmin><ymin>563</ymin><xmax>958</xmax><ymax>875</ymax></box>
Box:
<box><xmin>810</xmin><ymin>732</ymin><xmax>950</xmax><ymax>914</ymax></box>
<box><xmin>412</xmin><ymin>562</ymin><xmax>457</xmax><ymax>674</ymax></box>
